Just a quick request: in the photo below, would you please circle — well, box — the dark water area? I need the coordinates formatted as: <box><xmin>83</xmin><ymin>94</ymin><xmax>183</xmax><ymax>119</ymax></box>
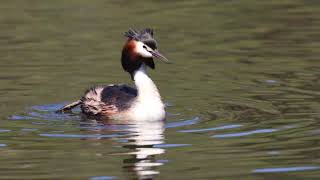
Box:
<box><xmin>1</xmin><ymin>0</ymin><xmax>320</xmax><ymax>179</ymax></box>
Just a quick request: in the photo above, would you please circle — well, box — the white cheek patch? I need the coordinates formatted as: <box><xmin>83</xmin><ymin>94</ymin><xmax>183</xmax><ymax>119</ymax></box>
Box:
<box><xmin>135</xmin><ymin>41</ymin><xmax>153</xmax><ymax>58</ymax></box>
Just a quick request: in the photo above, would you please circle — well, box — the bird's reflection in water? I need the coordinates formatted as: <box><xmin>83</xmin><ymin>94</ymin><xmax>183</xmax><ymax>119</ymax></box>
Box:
<box><xmin>121</xmin><ymin>120</ymin><xmax>165</xmax><ymax>180</ymax></box>
<box><xmin>82</xmin><ymin>118</ymin><xmax>165</xmax><ymax>180</ymax></box>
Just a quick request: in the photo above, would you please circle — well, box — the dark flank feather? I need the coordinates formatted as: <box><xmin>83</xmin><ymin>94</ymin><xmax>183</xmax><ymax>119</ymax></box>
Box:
<box><xmin>79</xmin><ymin>85</ymin><xmax>137</xmax><ymax>116</ymax></box>
<box><xmin>100</xmin><ymin>85</ymin><xmax>137</xmax><ymax>110</ymax></box>
<box><xmin>57</xmin><ymin>84</ymin><xmax>137</xmax><ymax>117</ymax></box>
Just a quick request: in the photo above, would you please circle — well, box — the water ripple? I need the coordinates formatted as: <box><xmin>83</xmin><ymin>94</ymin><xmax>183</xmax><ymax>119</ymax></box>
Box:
<box><xmin>253</xmin><ymin>166</ymin><xmax>320</xmax><ymax>173</ymax></box>
<box><xmin>10</xmin><ymin>115</ymin><xmax>36</xmax><ymax>120</ymax></box>
<box><xmin>212</xmin><ymin>128</ymin><xmax>278</xmax><ymax>138</ymax></box>
<box><xmin>0</xmin><ymin>144</ymin><xmax>7</xmax><ymax>147</ymax></box>
<box><xmin>153</xmin><ymin>144</ymin><xmax>191</xmax><ymax>148</ymax></box>
<box><xmin>0</xmin><ymin>129</ymin><xmax>11</xmax><ymax>133</ymax></box>
<box><xmin>21</xmin><ymin>128</ymin><xmax>38</xmax><ymax>132</ymax></box>
<box><xmin>39</xmin><ymin>133</ymin><xmax>123</xmax><ymax>139</ymax></box>
<box><xmin>89</xmin><ymin>176</ymin><xmax>117</xmax><ymax>180</ymax></box>
<box><xmin>10</xmin><ymin>103</ymin><xmax>80</xmax><ymax>121</ymax></box>
<box><xmin>178</xmin><ymin>124</ymin><xmax>242</xmax><ymax>133</ymax></box>
<box><xmin>165</xmin><ymin>117</ymin><xmax>200</xmax><ymax>128</ymax></box>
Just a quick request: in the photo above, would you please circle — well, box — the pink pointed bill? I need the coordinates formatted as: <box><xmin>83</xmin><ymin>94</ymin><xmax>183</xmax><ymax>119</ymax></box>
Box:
<box><xmin>150</xmin><ymin>50</ymin><xmax>169</xmax><ymax>63</ymax></box>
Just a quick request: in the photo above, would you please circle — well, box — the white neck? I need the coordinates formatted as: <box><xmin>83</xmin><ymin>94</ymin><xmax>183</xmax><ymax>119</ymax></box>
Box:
<box><xmin>131</xmin><ymin>64</ymin><xmax>165</xmax><ymax>121</ymax></box>
<box><xmin>133</xmin><ymin>64</ymin><xmax>161</xmax><ymax>100</ymax></box>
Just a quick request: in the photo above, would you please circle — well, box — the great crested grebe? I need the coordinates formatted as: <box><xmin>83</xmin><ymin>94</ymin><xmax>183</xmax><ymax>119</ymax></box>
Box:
<box><xmin>57</xmin><ymin>28</ymin><xmax>169</xmax><ymax>121</ymax></box>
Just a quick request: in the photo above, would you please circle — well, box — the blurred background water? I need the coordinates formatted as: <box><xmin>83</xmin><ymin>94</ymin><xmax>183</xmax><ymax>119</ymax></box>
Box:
<box><xmin>0</xmin><ymin>0</ymin><xmax>320</xmax><ymax>179</ymax></box>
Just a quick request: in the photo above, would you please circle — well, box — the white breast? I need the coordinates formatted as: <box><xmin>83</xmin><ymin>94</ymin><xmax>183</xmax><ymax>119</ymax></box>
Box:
<box><xmin>128</xmin><ymin>64</ymin><xmax>165</xmax><ymax>121</ymax></box>
<box><xmin>130</xmin><ymin>96</ymin><xmax>165</xmax><ymax>121</ymax></box>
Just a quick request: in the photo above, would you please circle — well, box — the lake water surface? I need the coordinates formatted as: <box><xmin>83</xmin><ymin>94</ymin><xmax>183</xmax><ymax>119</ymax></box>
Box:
<box><xmin>1</xmin><ymin>0</ymin><xmax>320</xmax><ymax>179</ymax></box>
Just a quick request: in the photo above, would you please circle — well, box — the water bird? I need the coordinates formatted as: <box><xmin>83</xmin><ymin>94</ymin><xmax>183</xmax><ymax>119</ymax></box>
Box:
<box><xmin>57</xmin><ymin>28</ymin><xmax>169</xmax><ymax>121</ymax></box>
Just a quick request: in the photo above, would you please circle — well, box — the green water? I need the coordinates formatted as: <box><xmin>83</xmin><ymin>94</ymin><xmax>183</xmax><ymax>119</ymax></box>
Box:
<box><xmin>1</xmin><ymin>0</ymin><xmax>320</xmax><ymax>179</ymax></box>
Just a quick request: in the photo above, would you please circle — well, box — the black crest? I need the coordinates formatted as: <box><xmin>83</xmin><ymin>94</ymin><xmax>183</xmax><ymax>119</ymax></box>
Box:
<box><xmin>124</xmin><ymin>28</ymin><xmax>158</xmax><ymax>50</ymax></box>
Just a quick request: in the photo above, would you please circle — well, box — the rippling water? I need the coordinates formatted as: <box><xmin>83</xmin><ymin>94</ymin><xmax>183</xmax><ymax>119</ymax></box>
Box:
<box><xmin>1</xmin><ymin>0</ymin><xmax>320</xmax><ymax>179</ymax></box>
